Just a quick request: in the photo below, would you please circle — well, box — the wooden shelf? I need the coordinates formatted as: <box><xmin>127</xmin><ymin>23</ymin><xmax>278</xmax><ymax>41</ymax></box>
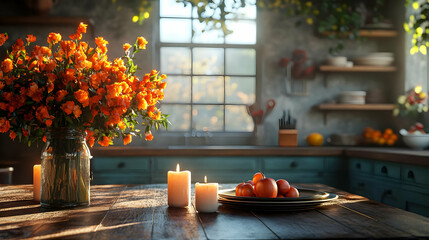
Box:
<box><xmin>321</xmin><ymin>29</ymin><xmax>398</xmax><ymax>38</ymax></box>
<box><xmin>0</xmin><ymin>16</ymin><xmax>93</xmax><ymax>26</ymax></box>
<box><xmin>320</xmin><ymin>65</ymin><xmax>397</xmax><ymax>72</ymax></box>
<box><xmin>318</xmin><ymin>104</ymin><xmax>396</xmax><ymax>111</ymax></box>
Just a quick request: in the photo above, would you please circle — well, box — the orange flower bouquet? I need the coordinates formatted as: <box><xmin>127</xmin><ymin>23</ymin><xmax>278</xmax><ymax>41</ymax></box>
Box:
<box><xmin>0</xmin><ymin>23</ymin><xmax>168</xmax><ymax>208</ymax></box>
<box><xmin>0</xmin><ymin>22</ymin><xmax>168</xmax><ymax>147</ymax></box>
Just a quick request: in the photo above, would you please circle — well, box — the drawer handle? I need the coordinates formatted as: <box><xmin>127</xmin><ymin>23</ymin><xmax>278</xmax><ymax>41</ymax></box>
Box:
<box><xmin>117</xmin><ymin>162</ymin><xmax>126</xmax><ymax>168</ymax></box>
<box><xmin>407</xmin><ymin>171</ymin><xmax>415</xmax><ymax>179</ymax></box>
<box><xmin>356</xmin><ymin>163</ymin><xmax>361</xmax><ymax>169</ymax></box>
<box><xmin>381</xmin><ymin>166</ymin><xmax>388</xmax><ymax>174</ymax></box>
<box><xmin>290</xmin><ymin>162</ymin><xmax>297</xmax><ymax>168</ymax></box>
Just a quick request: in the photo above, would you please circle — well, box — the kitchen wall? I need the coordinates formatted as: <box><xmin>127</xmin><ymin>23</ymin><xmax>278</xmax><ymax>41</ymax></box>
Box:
<box><xmin>0</xmin><ymin>0</ymin><xmax>423</xmax><ymax>182</ymax></box>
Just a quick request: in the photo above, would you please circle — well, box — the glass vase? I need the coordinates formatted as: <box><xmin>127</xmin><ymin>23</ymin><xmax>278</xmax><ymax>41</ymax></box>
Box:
<box><xmin>41</xmin><ymin>128</ymin><xmax>91</xmax><ymax>208</ymax></box>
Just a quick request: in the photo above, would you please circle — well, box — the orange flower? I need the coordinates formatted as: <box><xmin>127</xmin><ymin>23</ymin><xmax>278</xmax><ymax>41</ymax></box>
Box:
<box><xmin>123</xmin><ymin>134</ymin><xmax>132</xmax><ymax>145</ymax></box>
<box><xmin>61</xmin><ymin>101</ymin><xmax>75</xmax><ymax>115</ymax></box>
<box><xmin>56</xmin><ymin>90</ymin><xmax>68</xmax><ymax>102</ymax></box>
<box><xmin>22</xmin><ymin>129</ymin><xmax>28</xmax><ymax>137</ymax></box>
<box><xmin>9</xmin><ymin>131</ymin><xmax>16</xmax><ymax>141</ymax></box>
<box><xmin>60</xmin><ymin>41</ymin><xmax>76</xmax><ymax>58</ymax></box>
<box><xmin>64</xmin><ymin>68</ymin><xmax>76</xmax><ymax>85</ymax></box>
<box><xmin>47</xmin><ymin>33</ymin><xmax>62</xmax><ymax>45</ymax></box>
<box><xmin>46</xmin><ymin>119</ymin><xmax>53</xmax><ymax>127</ymax></box>
<box><xmin>1</xmin><ymin>58</ymin><xmax>13</xmax><ymax>73</ymax></box>
<box><xmin>145</xmin><ymin>132</ymin><xmax>153</xmax><ymax>141</ymax></box>
<box><xmin>35</xmin><ymin>105</ymin><xmax>50</xmax><ymax>122</ymax></box>
<box><xmin>74</xmin><ymin>89</ymin><xmax>89</xmax><ymax>107</ymax></box>
<box><xmin>123</xmin><ymin>43</ymin><xmax>131</xmax><ymax>52</ymax></box>
<box><xmin>98</xmin><ymin>136</ymin><xmax>112</xmax><ymax>147</ymax></box>
<box><xmin>137</xmin><ymin>37</ymin><xmax>148</xmax><ymax>49</ymax></box>
<box><xmin>0</xmin><ymin>81</ymin><xmax>4</xmax><ymax>91</ymax></box>
<box><xmin>73</xmin><ymin>105</ymin><xmax>82</xmax><ymax>118</ymax></box>
<box><xmin>0</xmin><ymin>118</ymin><xmax>10</xmax><ymax>133</ymax></box>
<box><xmin>95</xmin><ymin>37</ymin><xmax>109</xmax><ymax>54</ymax></box>
<box><xmin>43</xmin><ymin>135</ymin><xmax>47</xmax><ymax>143</ymax></box>
<box><xmin>0</xmin><ymin>33</ymin><xmax>8</xmax><ymax>46</ymax></box>
<box><xmin>137</xmin><ymin>92</ymin><xmax>148</xmax><ymax>110</ymax></box>
<box><xmin>77</xmin><ymin>22</ymin><xmax>87</xmax><ymax>34</ymax></box>
<box><xmin>26</xmin><ymin>34</ymin><xmax>36</xmax><ymax>44</ymax></box>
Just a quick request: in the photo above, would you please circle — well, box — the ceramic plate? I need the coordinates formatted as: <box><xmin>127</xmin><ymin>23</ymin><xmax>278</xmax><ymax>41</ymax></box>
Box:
<box><xmin>218</xmin><ymin>193</ymin><xmax>338</xmax><ymax>211</ymax></box>
<box><xmin>218</xmin><ymin>188</ymin><xmax>330</xmax><ymax>202</ymax></box>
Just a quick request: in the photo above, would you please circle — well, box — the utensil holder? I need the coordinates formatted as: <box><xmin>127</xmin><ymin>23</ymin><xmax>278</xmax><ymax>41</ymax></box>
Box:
<box><xmin>278</xmin><ymin>129</ymin><xmax>298</xmax><ymax>147</ymax></box>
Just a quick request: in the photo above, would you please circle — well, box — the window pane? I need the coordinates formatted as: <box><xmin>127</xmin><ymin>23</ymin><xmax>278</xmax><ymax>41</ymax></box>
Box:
<box><xmin>193</xmin><ymin>76</ymin><xmax>224</xmax><ymax>103</ymax></box>
<box><xmin>225</xmin><ymin>0</ymin><xmax>257</xmax><ymax>19</ymax></box>
<box><xmin>225</xmin><ymin>76</ymin><xmax>255</xmax><ymax>104</ymax></box>
<box><xmin>225</xmin><ymin>105</ymin><xmax>254</xmax><ymax>132</ymax></box>
<box><xmin>163</xmin><ymin>76</ymin><xmax>191</xmax><ymax>103</ymax></box>
<box><xmin>193</xmin><ymin>20</ymin><xmax>224</xmax><ymax>44</ymax></box>
<box><xmin>160</xmin><ymin>18</ymin><xmax>192</xmax><ymax>43</ymax></box>
<box><xmin>192</xmin><ymin>5</ymin><xmax>221</xmax><ymax>19</ymax></box>
<box><xmin>193</xmin><ymin>48</ymin><xmax>224</xmax><ymax>75</ymax></box>
<box><xmin>160</xmin><ymin>0</ymin><xmax>192</xmax><ymax>17</ymax></box>
<box><xmin>192</xmin><ymin>105</ymin><xmax>224</xmax><ymax>131</ymax></box>
<box><xmin>161</xmin><ymin>47</ymin><xmax>191</xmax><ymax>74</ymax></box>
<box><xmin>225</xmin><ymin>20</ymin><xmax>256</xmax><ymax>44</ymax></box>
<box><xmin>225</xmin><ymin>48</ymin><xmax>256</xmax><ymax>75</ymax></box>
<box><xmin>161</xmin><ymin>104</ymin><xmax>191</xmax><ymax>131</ymax></box>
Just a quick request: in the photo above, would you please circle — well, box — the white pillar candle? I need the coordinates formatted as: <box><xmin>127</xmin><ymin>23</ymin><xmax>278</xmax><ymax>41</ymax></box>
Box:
<box><xmin>33</xmin><ymin>165</ymin><xmax>41</xmax><ymax>202</ymax></box>
<box><xmin>195</xmin><ymin>176</ymin><xmax>218</xmax><ymax>213</ymax></box>
<box><xmin>168</xmin><ymin>163</ymin><xmax>191</xmax><ymax>207</ymax></box>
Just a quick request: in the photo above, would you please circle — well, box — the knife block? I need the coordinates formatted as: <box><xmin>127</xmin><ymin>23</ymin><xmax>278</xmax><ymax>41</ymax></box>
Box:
<box><xmin>278</xmin><ymin>129</ymin><xmax>298</xmax><ymax>147</ymax></box>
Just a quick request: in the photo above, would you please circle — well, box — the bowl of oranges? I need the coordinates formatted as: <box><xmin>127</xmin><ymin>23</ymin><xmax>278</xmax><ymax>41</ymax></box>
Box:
<box><xmin>363</xmin><ymin>127</ymin><xmax>398</xmax><ymax>146</ymax></box>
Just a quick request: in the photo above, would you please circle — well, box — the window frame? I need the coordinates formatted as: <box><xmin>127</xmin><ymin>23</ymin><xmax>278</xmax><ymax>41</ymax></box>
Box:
<box><xmin>152</xmin><ymin>1</ymin><xmax>262</xmax><ymax>142</ymax></box>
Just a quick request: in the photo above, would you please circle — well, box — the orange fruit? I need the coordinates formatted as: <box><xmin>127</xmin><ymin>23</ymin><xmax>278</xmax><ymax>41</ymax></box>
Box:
<box><xmin>306</xmin><ymin>133</ymin><xmax>324</xmax><ymax>146</ymax></box>
<box><xmin>385</xmin><ymin>128</ymin><xmax>393</xmax><ymax>135</ymax></box>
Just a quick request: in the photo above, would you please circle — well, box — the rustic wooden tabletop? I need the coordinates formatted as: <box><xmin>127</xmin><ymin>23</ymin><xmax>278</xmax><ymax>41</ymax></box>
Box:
<box><xmin>1</xmin><ymin>183</ymin><xmax>429</xmax><ymax>239</ymax></box>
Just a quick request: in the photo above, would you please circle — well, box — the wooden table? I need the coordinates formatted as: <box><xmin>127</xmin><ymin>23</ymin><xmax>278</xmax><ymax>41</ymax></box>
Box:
<box><xmin>1</xmin><ymin>184</ymin><xmax>429</xmax><ymax>239</ymax></box>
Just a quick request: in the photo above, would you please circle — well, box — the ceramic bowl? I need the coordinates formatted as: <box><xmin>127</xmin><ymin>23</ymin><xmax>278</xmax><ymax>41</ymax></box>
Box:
<box><xmin>402</xmin><ymin>134</ymin><xmax>429</xmax><ymax>150</ymax></box>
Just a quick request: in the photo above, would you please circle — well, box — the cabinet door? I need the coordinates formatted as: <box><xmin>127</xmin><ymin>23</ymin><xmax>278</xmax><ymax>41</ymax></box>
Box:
<box><xmin>373</xmin><ymin>184</ymin><xmax>404</xmax><ymax>209</ymax></box>
<box><xmin>349</xmin><ymin>177</ymin><xmax>374</xmax><ymax>200</ymax></box>
<box><xmin>402</xmin><ymin>165</ymin><xmax>429</xmax><ymax>187</ymax></box>
<box><xmin>403</xmin><ymin>190</ymin><xmax>429</xmax><ymax>218</ymax></box>
<box><xmin>349</xmin><ymin>158</ymin><xmax>373</xmax><ymax>174</ymax></box>
<box><xmin>374</xmin><ymin>162</ymin><xmax>401</xmax><ymax>180</ymax></box>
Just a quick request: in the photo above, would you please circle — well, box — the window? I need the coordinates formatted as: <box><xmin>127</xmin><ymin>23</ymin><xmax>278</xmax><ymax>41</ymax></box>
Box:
<box><xmin>158</xmin><ymin>0</ymin><xmax>257</xmax><ymax>133</ymax></box>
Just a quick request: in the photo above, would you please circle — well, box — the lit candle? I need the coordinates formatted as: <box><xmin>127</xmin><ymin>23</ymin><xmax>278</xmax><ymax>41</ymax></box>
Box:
<box><xmin>33</xmin><ymin>164</ymin><xmax>41</xmax><ymax>202</ymax></box>
<box><xmin>168</xmin><ymin>163</ymin><xmax>191</xmax><ymax>207</ymax></box>
<box><xmin>195</xmin><ymin>176</ymin><xmax>218</xmax><ymax>213</ymax></box>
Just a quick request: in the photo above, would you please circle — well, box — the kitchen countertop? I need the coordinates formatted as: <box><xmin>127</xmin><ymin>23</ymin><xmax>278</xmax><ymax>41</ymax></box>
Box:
<box><xmin>91</xmin><ymin>146</ymin><xmax>429</xmax><ymax>166</ymax></box>
<box><xmin>2</xmin><ymin>184</ymin><xmax>429</xmax><ymax>239</ymax></box>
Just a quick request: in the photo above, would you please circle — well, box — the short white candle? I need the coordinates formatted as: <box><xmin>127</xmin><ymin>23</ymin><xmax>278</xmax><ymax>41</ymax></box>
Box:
<box><xmin>168</xmin><ymin>163</ymin><xmax>191</xmax><ymax>207</ymax></box>
<box><xmin>195</xmin><ymin>176</ymin><xmax>218</xmax><ymax>213</ymax></box>
<box><xmin>33</xmin><ymin>165</ymin><xmax>41</xmax><ymax>202</ymax></box>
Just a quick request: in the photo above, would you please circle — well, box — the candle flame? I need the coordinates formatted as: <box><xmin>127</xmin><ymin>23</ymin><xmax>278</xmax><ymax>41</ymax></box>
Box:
<box><xmin>176</xmin><ymin>163</ymin><xmax>180</xmax><ymax>172</ymax></box>
<box><xmin>204</xmin><ymin>176</ymin><xmax>207</xmax><ymax>183</ymax></box>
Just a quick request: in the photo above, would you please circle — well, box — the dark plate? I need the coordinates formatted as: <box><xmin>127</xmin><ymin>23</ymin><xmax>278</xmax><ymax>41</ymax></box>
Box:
<box><xmin>218</xmin><ymin>193</ymin><xmax>338</xmax><ymax>211</ymax></box>
<box><xmin>218</xmin><ymin>188</ymin><xmax>330</xmax><ymax>202</ymax></box>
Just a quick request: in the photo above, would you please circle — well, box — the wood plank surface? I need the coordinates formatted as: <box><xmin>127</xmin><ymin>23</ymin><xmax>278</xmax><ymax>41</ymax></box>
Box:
<box><xmin>2</xmin><ymin>184</ymin><xmax>429</xmax><ymax>239</ymax></box>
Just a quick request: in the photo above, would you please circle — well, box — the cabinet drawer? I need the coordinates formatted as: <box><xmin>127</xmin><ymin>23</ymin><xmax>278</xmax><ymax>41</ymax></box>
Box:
<box><xmin>263</xmin><ymin>157</ymin><xmax>324</xmax><ymax>171</ymax></box>
<box><xmin>403</xmin><ymin>191</ymin><xmax>429</xmax><ymax>218</ymax></box>
<box><xmin>374</xmin><ymin>162</ymin><xmax>400</xmax><ymax>180</ymax></box>
<box><xmin>402</xmin><ymin>166</ymin><xmax>429</xmax><ymax>186</ymax></box>
<box><xmin>93</xmin><ymin>173</ymin><xmax>150</xmax><ymax>184</ymax></box>
<box><xmin>349</xmin><ymin>158</ymin><xmax>372</xmax><ymax>174</ymax></box>
<box><xmin>92</xmin><ymin>157</ymin><xmax>150</xmax><ymax>171</ymax></box>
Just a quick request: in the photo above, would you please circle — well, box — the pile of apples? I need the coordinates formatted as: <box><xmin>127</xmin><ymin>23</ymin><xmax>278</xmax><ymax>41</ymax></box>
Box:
<box><xmin>235</xmin><ymin>172</ymin><xmax>299</xmax><ymax>198</ymax></box>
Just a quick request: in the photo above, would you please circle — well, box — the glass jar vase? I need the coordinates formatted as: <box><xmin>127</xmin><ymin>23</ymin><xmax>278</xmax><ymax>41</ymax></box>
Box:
<box><xmin>41</xmin><ymin>128</ymin><xmax>91</xmax><ymax>208</ymax></box>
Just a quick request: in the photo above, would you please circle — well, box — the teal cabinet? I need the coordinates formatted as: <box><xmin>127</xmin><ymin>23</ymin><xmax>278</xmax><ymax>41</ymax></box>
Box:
<box><xmin>92</xmin><ymin>157</ymin><xmax>150</xmax><ymax>184</ymax></box>
<box><xmin>348</xmin><ymin>157</ymin><xmax>429</xmax><ymax>218</ymax></box>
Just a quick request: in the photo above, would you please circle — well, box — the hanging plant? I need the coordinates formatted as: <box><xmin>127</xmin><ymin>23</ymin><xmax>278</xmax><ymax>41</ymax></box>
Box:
<box><xmin>112</xmin><ymin>0</ymin><xmax>153</xmax><ymax>25</ymax></box>
<box><xmin>258</xmin><ymin>0</ymin><xmax>386</xmax><ymax>55</ymax></box>
<box><xmin>404</xmin><ymin>0</ymin><xmax>428</xmax><ymax>55</ymax></box>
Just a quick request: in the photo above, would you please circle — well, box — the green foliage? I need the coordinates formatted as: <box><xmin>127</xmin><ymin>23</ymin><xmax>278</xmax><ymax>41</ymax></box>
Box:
<box><xmin>405</xmin><ymin>0</ymin><xmax>429</xmax><ymax>55</ymax></box>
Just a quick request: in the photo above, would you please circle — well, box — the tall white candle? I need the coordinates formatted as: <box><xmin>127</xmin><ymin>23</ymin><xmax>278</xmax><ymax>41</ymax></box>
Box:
<box><xmin>168</xmin><ymin>163</ymin><xmax>191</xmax><ymax>207</ymax></box>
<box><xmin>33</xmin><ymin>165</ymin><xmax>41</xmax><ymax>202</ymax></box>
<box><xmin>195</xmin><ymin>176</ymin><xmax>218</xmax><ymax>213</ymax></box>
